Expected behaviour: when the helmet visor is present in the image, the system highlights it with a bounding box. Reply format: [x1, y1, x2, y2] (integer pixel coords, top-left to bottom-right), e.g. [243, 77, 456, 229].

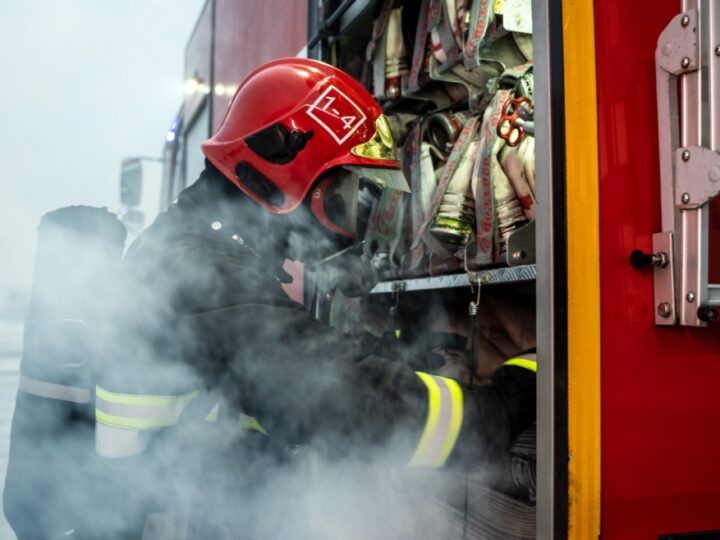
[342, 166, 410, 193]
[322, 173, 360, 235]
[314, 166, 409, 238]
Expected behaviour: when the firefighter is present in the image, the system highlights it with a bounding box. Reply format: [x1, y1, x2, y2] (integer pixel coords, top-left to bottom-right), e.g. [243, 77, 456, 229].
[94, 58, 536, 537]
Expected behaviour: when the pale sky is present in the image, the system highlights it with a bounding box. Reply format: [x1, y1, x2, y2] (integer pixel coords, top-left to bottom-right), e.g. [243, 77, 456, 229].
[0, 0, 206, 298]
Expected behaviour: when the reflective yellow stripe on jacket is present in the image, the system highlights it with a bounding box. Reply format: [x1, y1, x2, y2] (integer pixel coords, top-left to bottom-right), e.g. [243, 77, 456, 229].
[95, 386, 268, 458]
[504, 355, 537, 373]
[408, 356, 536, 468]
[408, 373, 464, 468]
[95, 386, 199, 458]
[95, 386, 198, 430]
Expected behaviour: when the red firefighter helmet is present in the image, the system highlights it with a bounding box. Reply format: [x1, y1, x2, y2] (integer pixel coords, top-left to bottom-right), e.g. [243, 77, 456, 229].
[201, 58, 407, 236]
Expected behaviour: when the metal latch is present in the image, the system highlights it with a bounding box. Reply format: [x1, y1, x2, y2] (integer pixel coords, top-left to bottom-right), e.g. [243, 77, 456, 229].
[651, 2, 720, 326]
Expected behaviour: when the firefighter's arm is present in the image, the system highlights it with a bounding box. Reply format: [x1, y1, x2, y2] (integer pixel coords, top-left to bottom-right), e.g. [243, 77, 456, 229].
[351, 327, 536, 468]
[190, 303, 536, 468]
[357, 354, 537, 469]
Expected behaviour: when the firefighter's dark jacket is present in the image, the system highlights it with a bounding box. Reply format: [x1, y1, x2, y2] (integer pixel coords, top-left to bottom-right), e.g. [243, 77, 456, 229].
[100, 165, 535, 472]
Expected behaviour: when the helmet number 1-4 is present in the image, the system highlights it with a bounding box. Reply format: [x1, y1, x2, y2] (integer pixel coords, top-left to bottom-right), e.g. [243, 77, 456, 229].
[306, 85, 367, 145]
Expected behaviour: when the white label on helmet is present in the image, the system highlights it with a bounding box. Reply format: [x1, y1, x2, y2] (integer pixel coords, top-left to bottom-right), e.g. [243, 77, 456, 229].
[306, 85, 367, 145]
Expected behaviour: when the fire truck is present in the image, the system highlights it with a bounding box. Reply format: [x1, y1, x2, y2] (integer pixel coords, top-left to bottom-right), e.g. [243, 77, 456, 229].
[119, 0, 720, 538]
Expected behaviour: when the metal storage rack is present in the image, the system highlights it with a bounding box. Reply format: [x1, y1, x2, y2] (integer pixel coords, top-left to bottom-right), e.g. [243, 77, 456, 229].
[370, 264, 537, 294]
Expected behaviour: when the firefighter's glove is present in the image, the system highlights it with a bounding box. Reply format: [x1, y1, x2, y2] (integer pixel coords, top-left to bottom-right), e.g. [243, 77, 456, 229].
[432, 347, 471, 385]
[316, 252, 379, 297]
[453, 360, 536, 468]
[358, 332, 445, 370]
[414, 332, 468, 376]
[490, 361, 536, 441]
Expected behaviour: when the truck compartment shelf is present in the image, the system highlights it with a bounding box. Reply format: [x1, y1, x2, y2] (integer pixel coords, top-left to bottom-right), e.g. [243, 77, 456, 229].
[369, 264, 537, 294]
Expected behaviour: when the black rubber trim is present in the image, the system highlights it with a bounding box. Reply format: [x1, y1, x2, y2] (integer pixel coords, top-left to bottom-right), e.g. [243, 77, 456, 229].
[549, 0, 569, 536]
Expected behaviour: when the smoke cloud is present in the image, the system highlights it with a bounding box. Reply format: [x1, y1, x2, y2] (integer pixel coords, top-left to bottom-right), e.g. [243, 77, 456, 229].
[2, 164, 536, 540]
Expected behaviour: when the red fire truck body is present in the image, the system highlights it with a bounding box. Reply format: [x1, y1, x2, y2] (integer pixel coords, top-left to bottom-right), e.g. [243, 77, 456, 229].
[595, 1, 720, 537]
[161, 0, 308, 205]
[150, 1, 720, 538]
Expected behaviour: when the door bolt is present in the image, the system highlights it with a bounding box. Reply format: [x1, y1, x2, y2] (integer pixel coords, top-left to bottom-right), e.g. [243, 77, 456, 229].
[657, 303, 673, 318]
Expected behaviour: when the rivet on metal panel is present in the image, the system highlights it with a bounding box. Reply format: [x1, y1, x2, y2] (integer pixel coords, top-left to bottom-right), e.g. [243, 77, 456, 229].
[687, 291, 696, 303]
[710, 165, 720, 182]
[682, 149, 691, 161]
[681, 56, 691, 69]
[681, 14, 690, 26]
[511, 250, 526, 261]
[681, 192, 691, 204]
[657, 302, 673, 318]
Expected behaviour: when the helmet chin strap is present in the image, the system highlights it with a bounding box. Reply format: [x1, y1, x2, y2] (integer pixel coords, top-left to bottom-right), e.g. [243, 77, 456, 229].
[281, 196, 354, 262]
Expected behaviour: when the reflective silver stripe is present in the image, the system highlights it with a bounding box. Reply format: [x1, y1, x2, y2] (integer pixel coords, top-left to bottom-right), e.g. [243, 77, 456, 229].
[19, 375, 91, 404]
[95, 387, 267, 458]
[408, 372, 464, 468]
[95, 387, 197, 430]
[96, 422, 152, 459]
[95, 387, 197, 457]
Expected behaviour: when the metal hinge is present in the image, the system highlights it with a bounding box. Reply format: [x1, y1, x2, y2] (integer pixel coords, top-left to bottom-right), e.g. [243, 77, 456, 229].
[652, 2, 720, 326]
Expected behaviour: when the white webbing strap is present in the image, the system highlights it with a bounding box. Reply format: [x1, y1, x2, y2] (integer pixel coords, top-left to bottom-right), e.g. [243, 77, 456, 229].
[408, 0, 432, 92]
[463, 0, 504, 69]
[402, 122, 429, 270]
[362, 187, 406, 268]
[429, 0, 461, 70]
[363, 0, 394, 93]
[471, 88, 511, 264]
[19, 374, 91, 404]
[408, 372, 464, 468]
[410, 115, 481, 260]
